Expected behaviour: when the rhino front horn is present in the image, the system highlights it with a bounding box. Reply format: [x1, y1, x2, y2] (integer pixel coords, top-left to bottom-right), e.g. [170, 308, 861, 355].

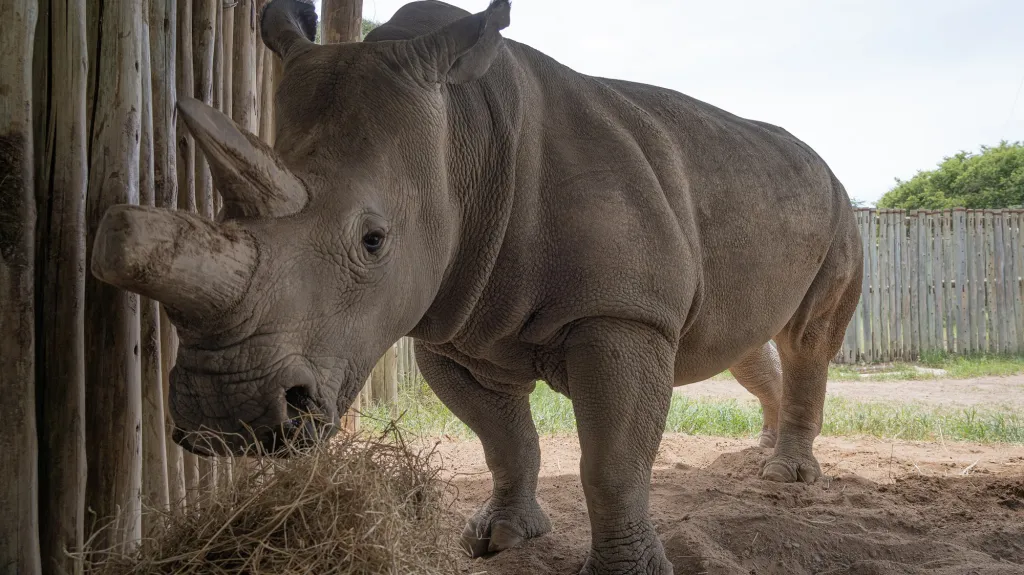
[90, 204, 259, 325]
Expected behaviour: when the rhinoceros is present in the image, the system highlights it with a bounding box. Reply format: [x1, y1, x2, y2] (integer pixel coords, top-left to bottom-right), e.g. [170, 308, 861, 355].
[89, 0, 862, 572]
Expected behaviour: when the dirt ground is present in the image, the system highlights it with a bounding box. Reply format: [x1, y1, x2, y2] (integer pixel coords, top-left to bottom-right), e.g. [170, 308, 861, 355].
[676, 374, 1024, 408]
[432, 433, 1024, 574]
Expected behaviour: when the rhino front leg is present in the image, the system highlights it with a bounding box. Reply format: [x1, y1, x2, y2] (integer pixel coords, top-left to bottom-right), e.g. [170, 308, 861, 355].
[565, 319, 675, 575]
[728, 342, 782, 448]
[414, 343, 551, 557]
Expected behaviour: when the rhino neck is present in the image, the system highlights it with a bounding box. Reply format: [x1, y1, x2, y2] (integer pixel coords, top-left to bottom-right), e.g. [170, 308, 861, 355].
[409, 59, 525, 344]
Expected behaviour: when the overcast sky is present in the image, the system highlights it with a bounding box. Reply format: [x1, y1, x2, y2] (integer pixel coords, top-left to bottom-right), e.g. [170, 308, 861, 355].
[313, 0, 1024, 205]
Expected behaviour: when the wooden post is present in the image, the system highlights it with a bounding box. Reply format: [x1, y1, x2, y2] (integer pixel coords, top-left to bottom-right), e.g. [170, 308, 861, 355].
[84, 0, 144, 549]
[868, 211, 880, 361]
[1011, 211, 1019, 349]
[150, 0, 187, 513]
[966, 211, 977, 353]
[193, 0, 217, 218]
[321, 0, 363, 43]
[140, 0, 171, 535]
[908, 211, 920, 359]
[32, 0, 88, 569]
[857, 209, 870, 362]
[0, 0, 41, 569]
[177, 0, 197, 213]
[232, 0, 257, 131]
[985, 211, 998, 352]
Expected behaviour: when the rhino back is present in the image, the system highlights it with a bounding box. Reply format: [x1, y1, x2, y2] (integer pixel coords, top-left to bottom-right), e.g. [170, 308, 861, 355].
[365, 2, 848, 385]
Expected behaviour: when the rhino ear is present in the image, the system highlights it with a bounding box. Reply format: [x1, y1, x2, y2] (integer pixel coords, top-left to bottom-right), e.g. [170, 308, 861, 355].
[409, 0, 511, 84]
[260, 0, 318, 61]
[177, 97, 308, 220]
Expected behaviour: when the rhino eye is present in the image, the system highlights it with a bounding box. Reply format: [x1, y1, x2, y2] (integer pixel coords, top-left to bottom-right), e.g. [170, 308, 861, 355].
[362, 231, 385, 254]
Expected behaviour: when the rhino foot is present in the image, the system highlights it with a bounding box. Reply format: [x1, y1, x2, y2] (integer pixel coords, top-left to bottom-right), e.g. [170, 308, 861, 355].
[579, 525, 673, 575]
[460, 498, 551, 557]
[760, 451, 822, 483]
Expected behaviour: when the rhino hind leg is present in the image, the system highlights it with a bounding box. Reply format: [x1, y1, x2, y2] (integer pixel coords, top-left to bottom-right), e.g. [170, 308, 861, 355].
[728, 342, 783, 448]
[761, 222, 862, 484]
[413, 343, 551, 557]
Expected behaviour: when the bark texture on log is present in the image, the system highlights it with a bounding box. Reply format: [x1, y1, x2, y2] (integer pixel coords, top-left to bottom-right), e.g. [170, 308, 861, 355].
[34, 0, 88, 570]
[321, 0, 362, 44]
[0, 0, 41, 571]
[193, 0, 216, 219]
[140, 0, 171, 536]
[231, 0, 257, 131]
[149, 0, 187, 514]
[176, 0, 196, 213]
[83, 0, 144, 551]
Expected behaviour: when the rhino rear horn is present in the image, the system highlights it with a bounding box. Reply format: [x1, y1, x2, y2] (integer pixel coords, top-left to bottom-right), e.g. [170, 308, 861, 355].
[260, 0, 317, 60]
[409, 0, 511, 84]
[177, 97, 308, 220]
[90, 204, 259, 326]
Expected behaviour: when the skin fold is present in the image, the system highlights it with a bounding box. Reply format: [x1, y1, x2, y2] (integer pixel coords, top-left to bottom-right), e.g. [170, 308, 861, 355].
[89, 1, 863, 573]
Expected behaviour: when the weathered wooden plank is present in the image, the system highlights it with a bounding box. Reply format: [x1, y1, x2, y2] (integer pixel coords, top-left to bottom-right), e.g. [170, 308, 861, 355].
[946, 211, 957, 352]
[150, 0, 187, 513]
[919, 211, 931, 353]
[33, 0, 88, 568]
[985, 211, 999, 352]
[965, 211, 976, 353]
[937, 211, 942, 349]
[193, 0, 217, 219]
[140, 2, 171, 536]
[869, 210, 881, 361]
[858, 210, 872, 361]
[995, 211, 1008, 352]
[908, 211, 920, 358]
[84, 0, 144, 548]
[1002, 212, 1018, 352]
[0, 0, 41, 568]
[1014, 212, 1024, 353]
[973, 210, 986, 352]
[878, 210, 890, 361]
[899, 211, 911, 359]
[889, 210, 899, 358]
[177, 0, 196, 213]
[232, 0, 258, 131]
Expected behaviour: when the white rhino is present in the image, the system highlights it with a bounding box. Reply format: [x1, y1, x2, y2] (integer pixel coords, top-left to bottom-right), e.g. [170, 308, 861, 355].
[90, 1, 863, 572]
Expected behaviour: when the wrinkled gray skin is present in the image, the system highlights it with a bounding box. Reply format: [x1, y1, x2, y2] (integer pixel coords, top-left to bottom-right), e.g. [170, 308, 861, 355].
[89, 0, 862, 572]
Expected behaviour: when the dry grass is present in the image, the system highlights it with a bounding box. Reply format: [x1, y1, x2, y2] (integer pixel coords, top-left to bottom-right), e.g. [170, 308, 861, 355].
[78, 423, 460, 574]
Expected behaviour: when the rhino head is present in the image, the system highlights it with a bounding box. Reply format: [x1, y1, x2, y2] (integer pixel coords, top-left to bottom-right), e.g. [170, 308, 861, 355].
[90, 0, 512, 456]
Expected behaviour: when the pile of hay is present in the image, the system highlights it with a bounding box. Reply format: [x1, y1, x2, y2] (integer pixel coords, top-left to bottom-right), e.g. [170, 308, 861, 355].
[82, 425, 459, 574]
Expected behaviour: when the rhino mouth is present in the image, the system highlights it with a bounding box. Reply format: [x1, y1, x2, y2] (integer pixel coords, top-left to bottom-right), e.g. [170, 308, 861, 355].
[170, 386, 339, 458]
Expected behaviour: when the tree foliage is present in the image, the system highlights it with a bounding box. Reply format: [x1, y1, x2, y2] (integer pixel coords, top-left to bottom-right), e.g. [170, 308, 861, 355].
[877, 141, 1024, 210]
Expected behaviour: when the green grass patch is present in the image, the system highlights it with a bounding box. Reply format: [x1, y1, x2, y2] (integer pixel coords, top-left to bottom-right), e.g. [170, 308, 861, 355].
[361, 381, 1023, 444]
[707, 353, 1024, 382]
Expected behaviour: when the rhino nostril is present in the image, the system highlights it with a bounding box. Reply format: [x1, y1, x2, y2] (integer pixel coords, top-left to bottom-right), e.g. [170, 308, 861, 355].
[285, 385, 315, 418]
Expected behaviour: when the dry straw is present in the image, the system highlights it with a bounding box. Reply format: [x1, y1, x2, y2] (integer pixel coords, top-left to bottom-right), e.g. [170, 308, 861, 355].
[76, 422, 460, 574]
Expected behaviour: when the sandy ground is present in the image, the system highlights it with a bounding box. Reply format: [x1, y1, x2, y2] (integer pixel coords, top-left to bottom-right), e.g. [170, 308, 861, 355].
[676, 374, 1024, 408]
[430, 433, 1024, 574]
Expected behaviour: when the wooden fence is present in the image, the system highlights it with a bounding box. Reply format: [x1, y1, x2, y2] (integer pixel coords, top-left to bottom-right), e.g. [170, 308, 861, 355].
[836, 207, 1024, 363]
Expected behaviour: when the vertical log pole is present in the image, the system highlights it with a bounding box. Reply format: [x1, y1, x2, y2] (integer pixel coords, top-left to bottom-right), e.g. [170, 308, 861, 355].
[0, 0, 40, 570]
[321, 0, 363, 43]
[232, 0, 257, 131]
[193, 0, 217, 219]
[150, 0, 187, 513]
[176, 0, 202, 505]
[33, 0, 87, 569]
[84, 0, 144, 550]
[192, 0, 219, 497]
[139, 0, 171, 534]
